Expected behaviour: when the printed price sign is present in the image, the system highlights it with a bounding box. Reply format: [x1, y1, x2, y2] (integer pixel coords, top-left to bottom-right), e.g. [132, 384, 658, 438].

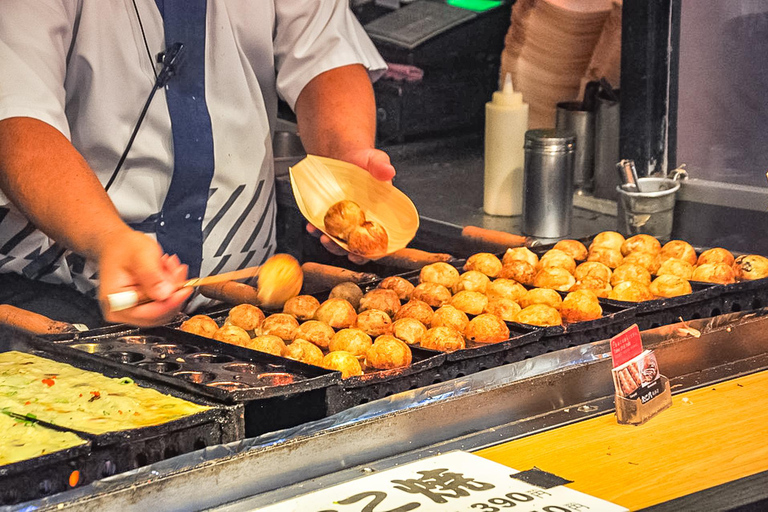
[254, 451, 627, 512]
[609, 324, 643, 368]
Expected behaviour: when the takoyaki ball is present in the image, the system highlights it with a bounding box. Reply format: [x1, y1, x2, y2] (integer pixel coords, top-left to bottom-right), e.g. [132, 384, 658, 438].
[486, 278, 527, 302]
[502, 246, 539, 267]
[347, 220, 389, 258]
[450, 290, 489, 316]
[574, 261, 612, 283]
[610, 263, 652, 287]
[365, 335, 413, 370]
[691, 263, 736, 285]
[282, 295, 320, 322]
[553, 239, 588, 261]
[293, 320, 335, 349]
[659, 240, 697, 266]
[519, 288, 563, 310]
[483, 296, 522, 322]
[356, 308, 393, 337]
[622, 251, 662, 274]
[419, 262, 461, 289]
[452, 270, 491, 294]
[420, 326, 466, 352]
[180, 314, 219, 338]
[498, 260, 537, 286]
[589, 231, 625, 252]
[587, 246, 624, 269]
[315, 298, 357, 329]
[620, 234, 661, 256]
[224, 304, 265, 334]
[571, 277, 612, 298]
[513, 304, 562, 327]
[358, 288, 401, 318]
[533, 267, 575, 291]
[411, 282, 452, 308]
[283, 339, 324, 366]
[697, 247, 735, 267]
[656, 258, 695, 281]
[649, 274, 692, 298]
[608, 281, 655, 302]
[212, 324, 251, 347]
[538, 249, 577, 274]
[464, 252, 503, 278]
[392, 318, 427, 345]
[465, 313, 510, 344]
[329, 328, 373, 360]
[430, 305, 470, 332]
[322, 351, 363, 379]
[329, 282, 364, 310]
[378, 276, 415, 301]
[394, 299, 434, 326]
[246, 335, 287, 357]
[323, 200, 365, 240]
[733, 254, 768, 281]
[259, 313, 299, 341]
[560, 290, 603, 323]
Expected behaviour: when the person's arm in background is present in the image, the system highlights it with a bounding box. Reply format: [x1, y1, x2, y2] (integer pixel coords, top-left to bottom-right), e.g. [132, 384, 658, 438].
[0, 117, 192, 326]
[294, 63, 395, 263]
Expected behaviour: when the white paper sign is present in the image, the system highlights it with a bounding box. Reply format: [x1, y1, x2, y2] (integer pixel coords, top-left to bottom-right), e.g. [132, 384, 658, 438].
[254, 451, 627, 512]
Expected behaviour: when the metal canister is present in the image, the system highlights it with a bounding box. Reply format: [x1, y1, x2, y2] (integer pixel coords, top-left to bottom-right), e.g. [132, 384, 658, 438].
[522, 129, 575, 238]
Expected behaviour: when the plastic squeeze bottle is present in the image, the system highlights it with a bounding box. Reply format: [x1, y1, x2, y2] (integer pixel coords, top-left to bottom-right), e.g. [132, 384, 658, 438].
[484, 73, 529, 216]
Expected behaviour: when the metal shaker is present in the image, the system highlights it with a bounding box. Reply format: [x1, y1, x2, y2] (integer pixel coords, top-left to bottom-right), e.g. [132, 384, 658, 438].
[522, 129, 576, 238]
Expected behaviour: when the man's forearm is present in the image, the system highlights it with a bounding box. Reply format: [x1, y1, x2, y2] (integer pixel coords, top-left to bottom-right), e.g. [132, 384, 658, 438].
[0, 117, 131, 261]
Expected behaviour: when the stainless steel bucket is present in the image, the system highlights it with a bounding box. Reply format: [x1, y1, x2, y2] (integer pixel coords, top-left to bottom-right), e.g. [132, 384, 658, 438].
[616, 177, 680, 240]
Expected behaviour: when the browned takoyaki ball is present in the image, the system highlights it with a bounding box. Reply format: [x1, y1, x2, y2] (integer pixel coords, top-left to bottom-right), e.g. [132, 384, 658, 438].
[430, 305, 470, 332]
[519, 288, 563, 310]
[392, 318, 428, 345]
[533, 267, 575, 291]
[691, 263, 736, 284]
[620, 234, 661, 256]
[293, 320, 335, 349]
[212, 324, 251, 346]
[246, 335, 287, 357]
[329, 282, 364, 309]
[464, 253, 503, 278]
[571, 277, 612, 298]
[498, 260, 537, 286]
[574, 261, 613, 283]
[323, 200, 366, 240]
[394, 299, 434, 326]
[486, 278, 527, 302]
[608, 281, 655, 302]
[464, 314, 510, 344]
[328, 328, 373, 359]
[348, 220, 389, 258]
[259, 313, 299, 341]
[322, 351, 363, 379]
[452, 270, 491, 294]
[225, 304, 265, 333]
[283, 339, 324, 366]
[538, 249, 577, 274]
[697, 247, 735, 267]
[450, 290, 489, 316]
[180, 314, 219, 338]
[365, 335, 413, 370]
[649, 275, 692, 298]
[553, 239, 588, 261]
[282, 295, 321, 322]
[659, 240, 697, 266]
[587, 246, 624, 269]
[513, 304, 562, 327]
[560, 290, 603, 323]
[420, 326, 466, 352]
[483, 297, 522, 322]
[656, 258, 695, 281]
[315, 298, 357, 329]
[419, 262, 461, 289]
[411, 282, 452, 308]
[589, 231, 625, 252]
[355, 308, 393, 337]
[622, 251, 661, 274]
[358, 288, 401, 318]
[610, 263, 652, 287]
[502, 246, 539, 268]
[378, 276, 415, 301]
[733, 254, 768, 281]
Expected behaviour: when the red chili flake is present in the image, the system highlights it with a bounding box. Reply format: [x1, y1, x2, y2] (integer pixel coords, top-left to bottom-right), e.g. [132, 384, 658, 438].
[42, 378, 55, 387]
[118, 410, 123, 415]
[79, 394, 83, 397]
[90, 391, 101, 397]
[25, 401, 31, 405]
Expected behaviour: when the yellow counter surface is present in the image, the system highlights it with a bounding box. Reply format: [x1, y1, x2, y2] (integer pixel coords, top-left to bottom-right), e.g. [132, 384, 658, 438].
[476, 370, 768, 510]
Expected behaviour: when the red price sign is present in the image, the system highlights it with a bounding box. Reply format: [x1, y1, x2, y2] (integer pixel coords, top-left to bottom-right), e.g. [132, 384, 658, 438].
[609, 324, 643, 368]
